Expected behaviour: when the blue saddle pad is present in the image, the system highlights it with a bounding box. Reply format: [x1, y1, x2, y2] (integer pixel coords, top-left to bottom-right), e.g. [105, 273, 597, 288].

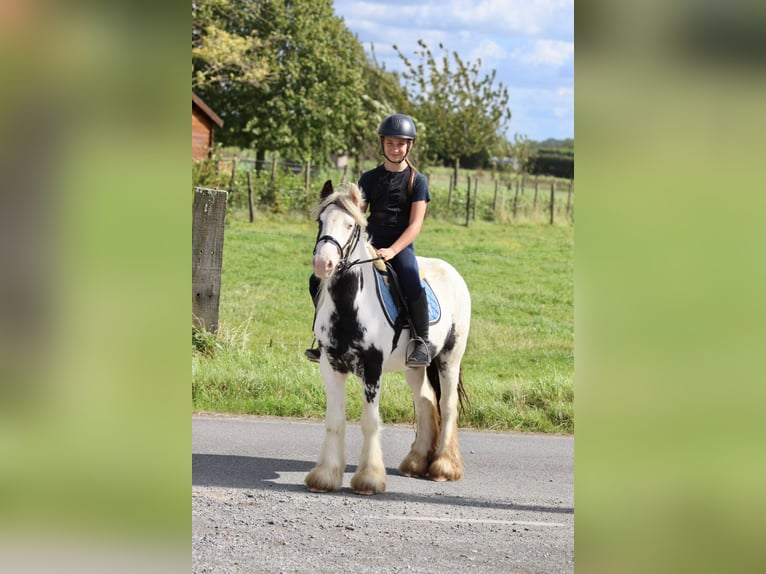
[374, 269, 441, 328]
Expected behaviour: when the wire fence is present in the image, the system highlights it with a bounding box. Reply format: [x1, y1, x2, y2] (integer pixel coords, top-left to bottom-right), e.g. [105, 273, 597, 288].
[194, 156, 574, 225]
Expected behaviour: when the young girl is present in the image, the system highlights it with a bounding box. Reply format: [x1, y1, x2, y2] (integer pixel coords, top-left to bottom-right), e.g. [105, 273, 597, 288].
[306, 113, 432, 366]
[359, 113, 431, 366]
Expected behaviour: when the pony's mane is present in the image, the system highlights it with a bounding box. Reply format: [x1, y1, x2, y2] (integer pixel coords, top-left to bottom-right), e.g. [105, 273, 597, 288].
[311, 183, 368, 228]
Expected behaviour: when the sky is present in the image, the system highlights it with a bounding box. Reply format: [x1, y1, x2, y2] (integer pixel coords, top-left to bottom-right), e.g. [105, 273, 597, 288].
[332, 0, 574, 143]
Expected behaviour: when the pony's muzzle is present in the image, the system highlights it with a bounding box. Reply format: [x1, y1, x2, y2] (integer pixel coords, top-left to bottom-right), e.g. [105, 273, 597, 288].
[312, 253, 336, 278]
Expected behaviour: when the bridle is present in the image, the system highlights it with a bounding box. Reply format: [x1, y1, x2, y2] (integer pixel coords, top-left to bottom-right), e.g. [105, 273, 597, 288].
[313, 213, 383, 275]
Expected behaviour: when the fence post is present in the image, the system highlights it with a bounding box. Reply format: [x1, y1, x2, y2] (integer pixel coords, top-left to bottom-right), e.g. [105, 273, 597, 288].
[247, 170, 255, 223]
[270, 156, 277, 183]
[533, 178, 539, 211]
[512, 182, 519, 219]
[567, 179, 573, 217]
[493, 178, 499, 213]
[472, 177, 478, 221]
[447, 174, 454, 208]
[192, 188, 228, 333]
[305, 160, 311, 207]
[465, 175, 471, 227]
[549, 182, 555, 225]
[228, 158, 238, 206]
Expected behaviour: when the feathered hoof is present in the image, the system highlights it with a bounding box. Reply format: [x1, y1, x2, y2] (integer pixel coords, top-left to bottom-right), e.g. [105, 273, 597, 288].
[428, 454, 464, 482]
[350, 467, 387, 495]
[305, 464, 343, 493]
[398, 450, 430, 478]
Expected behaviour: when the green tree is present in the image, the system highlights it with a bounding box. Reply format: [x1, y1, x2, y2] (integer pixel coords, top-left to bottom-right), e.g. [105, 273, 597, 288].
[192, 0, 271, 91]
[395, 40, 511, 183]
[511, 133, 533, 174]
[192, 0, 369, 165]
[348, 43, 412, 171]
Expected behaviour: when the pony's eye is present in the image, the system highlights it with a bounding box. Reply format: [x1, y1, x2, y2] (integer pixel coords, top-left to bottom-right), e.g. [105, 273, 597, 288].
[346, 223, 354, 230]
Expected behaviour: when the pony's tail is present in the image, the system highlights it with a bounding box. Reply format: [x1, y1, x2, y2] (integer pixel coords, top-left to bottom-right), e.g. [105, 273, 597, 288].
[425, 363, 469, 418]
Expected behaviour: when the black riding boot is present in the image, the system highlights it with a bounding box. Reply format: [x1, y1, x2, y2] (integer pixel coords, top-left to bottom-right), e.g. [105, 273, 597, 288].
[304, 274, 321, 363]
[406, 288, 431, 367]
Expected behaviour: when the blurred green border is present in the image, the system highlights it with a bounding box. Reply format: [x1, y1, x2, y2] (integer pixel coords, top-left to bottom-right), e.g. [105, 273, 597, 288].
[0, 0, 191, 568]
[576, 1, 766, 571]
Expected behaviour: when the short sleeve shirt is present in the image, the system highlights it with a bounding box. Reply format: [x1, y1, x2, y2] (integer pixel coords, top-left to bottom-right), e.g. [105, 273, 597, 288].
[358, 165, 430, 233]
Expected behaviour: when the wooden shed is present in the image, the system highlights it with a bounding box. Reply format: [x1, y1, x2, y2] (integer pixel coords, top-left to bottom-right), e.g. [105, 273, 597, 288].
[192, 92, 223, 160]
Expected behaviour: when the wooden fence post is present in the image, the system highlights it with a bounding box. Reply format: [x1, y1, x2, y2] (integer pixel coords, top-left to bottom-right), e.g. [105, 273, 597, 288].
[567, 180, 573, 217]
[465, 175, 471, 227]
[447, 174, 454, 208]
[305, 160, 311, 207]
[549, 182, 555, 225]
[228, 158, 238, 206]
[192, 188, 228, 333]
[512, 182, 519, 219]
[247, 170, 255, 223]
[493, 178, 499, 213]
[472, 177, 478, 221]
[533, 178, 539, 211]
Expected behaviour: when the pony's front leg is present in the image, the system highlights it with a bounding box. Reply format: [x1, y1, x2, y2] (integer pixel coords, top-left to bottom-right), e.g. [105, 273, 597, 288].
[350, 379, 386, 495]
[399, 367, 439, 478]
[305, 362, 347, 493]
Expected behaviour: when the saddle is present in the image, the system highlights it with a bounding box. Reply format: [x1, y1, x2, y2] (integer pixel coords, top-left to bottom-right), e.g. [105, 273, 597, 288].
[374, 263, 441, 333]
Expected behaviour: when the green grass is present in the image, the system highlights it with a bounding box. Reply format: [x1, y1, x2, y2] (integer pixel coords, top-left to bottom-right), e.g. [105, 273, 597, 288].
[192, 204, 573, 433]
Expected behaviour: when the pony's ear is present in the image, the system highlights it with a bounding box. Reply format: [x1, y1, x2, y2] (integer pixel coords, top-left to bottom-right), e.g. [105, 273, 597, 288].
[320, 180, 334, 200]
[348, 183, 362, 206]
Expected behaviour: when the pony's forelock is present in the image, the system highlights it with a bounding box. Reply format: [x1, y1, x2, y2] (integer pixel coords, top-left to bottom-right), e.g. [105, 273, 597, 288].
[312, 183, 367, 228]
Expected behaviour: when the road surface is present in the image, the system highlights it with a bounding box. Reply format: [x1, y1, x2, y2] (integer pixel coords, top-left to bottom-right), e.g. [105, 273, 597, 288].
[192, 414, 573, 573]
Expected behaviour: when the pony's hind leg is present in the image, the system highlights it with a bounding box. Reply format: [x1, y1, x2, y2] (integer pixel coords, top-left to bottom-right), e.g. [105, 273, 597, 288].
[305, 364, 347, 493]
[429, 361, 464, 482]
[350, 383, 387, 495]
[399, 367, 440, 478]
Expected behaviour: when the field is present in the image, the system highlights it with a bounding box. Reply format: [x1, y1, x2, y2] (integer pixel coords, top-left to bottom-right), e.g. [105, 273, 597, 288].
[192, 184, 574, 433]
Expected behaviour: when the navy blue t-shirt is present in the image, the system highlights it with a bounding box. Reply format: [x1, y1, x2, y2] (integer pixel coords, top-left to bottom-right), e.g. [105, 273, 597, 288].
[358, 165, 430, 235]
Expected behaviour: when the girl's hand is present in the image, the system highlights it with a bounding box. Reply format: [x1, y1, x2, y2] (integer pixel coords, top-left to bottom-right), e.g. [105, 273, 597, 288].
[377, 247, 397, 261]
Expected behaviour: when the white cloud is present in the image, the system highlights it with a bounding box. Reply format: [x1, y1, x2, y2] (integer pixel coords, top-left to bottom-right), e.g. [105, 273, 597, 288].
[334, 1, 574, 139]
[513, 40, 573, 67]
[338, 0, 573, 40]
[467, 39, 508, 67]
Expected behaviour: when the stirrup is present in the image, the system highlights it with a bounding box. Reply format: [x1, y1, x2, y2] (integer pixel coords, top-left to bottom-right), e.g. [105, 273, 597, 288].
[304, 338, 320, 363]
[304, 348, 320, 363]
[405, 337, 431, 367]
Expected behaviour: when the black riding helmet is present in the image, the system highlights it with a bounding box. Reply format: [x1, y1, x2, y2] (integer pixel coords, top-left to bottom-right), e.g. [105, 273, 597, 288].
[378, 114, 416, 165]
[378, 113, 417, 140]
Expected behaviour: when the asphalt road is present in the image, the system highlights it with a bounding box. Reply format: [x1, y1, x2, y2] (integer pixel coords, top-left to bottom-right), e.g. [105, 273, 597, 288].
[192, 414, 574, 573]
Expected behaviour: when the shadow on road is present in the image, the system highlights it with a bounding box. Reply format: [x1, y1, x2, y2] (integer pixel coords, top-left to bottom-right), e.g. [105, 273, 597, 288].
[193, 453, 573, 516]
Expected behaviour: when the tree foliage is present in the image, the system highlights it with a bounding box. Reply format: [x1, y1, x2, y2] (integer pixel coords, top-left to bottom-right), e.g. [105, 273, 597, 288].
[348, 44, 413, 167]
[191, 4, 517, 170]
[192, 0, 370, 163]
[394, 40, 511, 179]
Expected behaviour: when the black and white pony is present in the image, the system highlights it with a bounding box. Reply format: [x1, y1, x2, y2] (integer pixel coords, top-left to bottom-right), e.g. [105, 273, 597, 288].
[305, 180, 471, 495]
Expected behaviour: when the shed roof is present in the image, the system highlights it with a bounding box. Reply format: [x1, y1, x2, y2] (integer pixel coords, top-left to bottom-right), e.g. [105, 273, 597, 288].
[192, 92, 223, 127]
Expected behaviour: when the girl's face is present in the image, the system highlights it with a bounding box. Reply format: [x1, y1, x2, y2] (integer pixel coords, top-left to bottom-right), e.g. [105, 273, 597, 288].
[382, 137, 411, 162]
